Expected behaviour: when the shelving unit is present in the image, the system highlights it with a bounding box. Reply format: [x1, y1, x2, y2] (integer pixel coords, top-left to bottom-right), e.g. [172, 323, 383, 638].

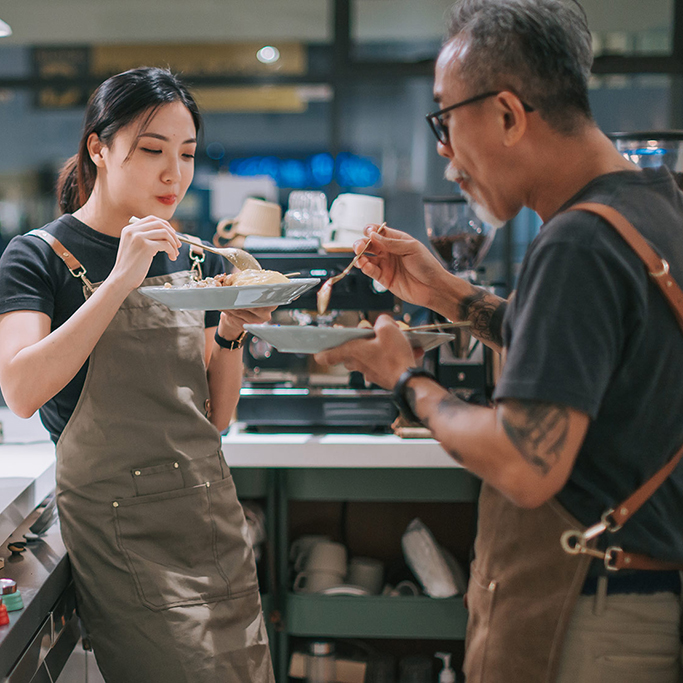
[286, 594, 468, 640]
[273, 466, 480, 682]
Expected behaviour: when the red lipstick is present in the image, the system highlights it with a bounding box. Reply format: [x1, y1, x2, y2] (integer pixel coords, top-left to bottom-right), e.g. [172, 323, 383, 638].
[157, 195, 177, 206]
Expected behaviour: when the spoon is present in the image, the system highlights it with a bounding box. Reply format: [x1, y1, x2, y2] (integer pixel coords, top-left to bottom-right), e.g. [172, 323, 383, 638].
[317, 223, 386, 315]
[175, 234, 262, 271]
[129, 217, 262, 271]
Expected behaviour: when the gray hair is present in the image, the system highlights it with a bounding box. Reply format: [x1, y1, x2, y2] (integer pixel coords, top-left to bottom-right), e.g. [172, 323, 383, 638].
[446, 0, 594, 134]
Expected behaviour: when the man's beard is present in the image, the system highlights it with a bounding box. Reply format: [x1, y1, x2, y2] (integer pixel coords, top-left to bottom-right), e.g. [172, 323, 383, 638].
[444, 164, 507, 229]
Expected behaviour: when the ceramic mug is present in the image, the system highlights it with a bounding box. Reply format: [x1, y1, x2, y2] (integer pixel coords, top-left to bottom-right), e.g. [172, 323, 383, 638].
[331, 226, 368, 247]
[329, 193, 384, 232]
[347, 557, 384, 595]
[305, 541, 348, 575]
[216, 197, 282, 247]
[290, 534, 331, 572]
[293, 569, 345, 594]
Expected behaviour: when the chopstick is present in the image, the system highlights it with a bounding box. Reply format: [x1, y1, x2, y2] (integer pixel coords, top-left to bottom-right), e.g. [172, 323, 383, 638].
[405, 321, 472, 332]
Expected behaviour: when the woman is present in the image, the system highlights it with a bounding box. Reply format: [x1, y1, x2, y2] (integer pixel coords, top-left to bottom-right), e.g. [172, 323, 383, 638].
[0, 67, 275, 683]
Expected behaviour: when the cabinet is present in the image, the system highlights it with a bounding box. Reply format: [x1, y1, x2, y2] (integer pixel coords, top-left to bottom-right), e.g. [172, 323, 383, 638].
[231, 464, 480, 681]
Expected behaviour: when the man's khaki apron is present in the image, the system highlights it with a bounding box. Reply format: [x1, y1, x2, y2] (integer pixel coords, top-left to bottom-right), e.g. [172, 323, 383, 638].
[54, 269, 274, 683]
[464, 484, 592, 683]
[464, 201, 683, 683]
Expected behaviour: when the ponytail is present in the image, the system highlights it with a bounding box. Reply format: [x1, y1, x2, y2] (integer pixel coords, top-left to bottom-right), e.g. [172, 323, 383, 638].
[57, 155, 81, 214]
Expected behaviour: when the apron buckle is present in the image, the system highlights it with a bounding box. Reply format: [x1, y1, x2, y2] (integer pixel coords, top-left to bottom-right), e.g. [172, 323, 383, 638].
[560, 530, 623, 572]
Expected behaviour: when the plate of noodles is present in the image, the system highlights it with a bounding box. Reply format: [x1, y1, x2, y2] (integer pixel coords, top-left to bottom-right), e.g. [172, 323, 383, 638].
[138, 270, 320, 311]
[243, 323, 456, 354]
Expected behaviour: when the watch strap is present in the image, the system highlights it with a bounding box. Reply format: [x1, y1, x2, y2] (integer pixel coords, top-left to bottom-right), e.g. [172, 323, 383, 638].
[214, 329, 247, 350]
[392, 367, 438, 424]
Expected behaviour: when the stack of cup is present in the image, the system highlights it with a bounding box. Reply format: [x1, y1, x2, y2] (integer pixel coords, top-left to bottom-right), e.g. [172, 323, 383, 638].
[293, 540, 347, 593]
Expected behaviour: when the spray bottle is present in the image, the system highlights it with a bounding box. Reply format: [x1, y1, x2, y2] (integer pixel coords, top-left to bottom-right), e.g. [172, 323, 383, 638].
[435, 652, 456, 683]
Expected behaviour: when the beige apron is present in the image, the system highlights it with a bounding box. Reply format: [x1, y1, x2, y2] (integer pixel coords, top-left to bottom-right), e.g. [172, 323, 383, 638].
[464, 485, 592, 683]
[46, 258, 274, 682]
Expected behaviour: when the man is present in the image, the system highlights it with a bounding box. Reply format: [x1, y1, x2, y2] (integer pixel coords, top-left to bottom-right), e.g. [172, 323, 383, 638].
[315, 1, 683, 682]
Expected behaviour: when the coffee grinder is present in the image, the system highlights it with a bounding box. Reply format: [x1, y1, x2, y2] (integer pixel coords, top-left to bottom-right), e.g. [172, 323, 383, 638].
[422, 196, 500, 404]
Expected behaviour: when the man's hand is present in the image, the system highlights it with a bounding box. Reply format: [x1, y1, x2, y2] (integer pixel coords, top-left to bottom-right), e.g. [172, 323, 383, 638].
[314, 315, 422, 388]
[354, 224, 450, 310]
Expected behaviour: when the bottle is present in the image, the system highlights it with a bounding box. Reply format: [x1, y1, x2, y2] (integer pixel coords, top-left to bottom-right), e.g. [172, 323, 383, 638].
[0, 579, 23, 612]
[435, 652, 456, 683]
[305, 641, 336, 683]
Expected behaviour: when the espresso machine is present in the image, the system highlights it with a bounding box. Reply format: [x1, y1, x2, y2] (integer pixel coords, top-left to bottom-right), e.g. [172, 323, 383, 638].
[236, 250, 400, 430]
[421, 196, 500, 405]
[610, 131, 683, 187]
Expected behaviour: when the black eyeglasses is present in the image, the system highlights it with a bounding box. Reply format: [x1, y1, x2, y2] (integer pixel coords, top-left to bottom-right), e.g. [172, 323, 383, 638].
[426, 91, 535, 145]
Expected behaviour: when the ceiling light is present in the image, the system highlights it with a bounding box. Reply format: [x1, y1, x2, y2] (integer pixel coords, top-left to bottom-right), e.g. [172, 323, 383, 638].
[256, 46, 280, 64]
[0, 19, 12, 37]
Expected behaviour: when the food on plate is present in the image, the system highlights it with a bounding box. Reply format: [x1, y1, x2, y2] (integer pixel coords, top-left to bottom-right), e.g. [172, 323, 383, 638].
[162, 269, 290, 289]
[332, 319, 410, 331]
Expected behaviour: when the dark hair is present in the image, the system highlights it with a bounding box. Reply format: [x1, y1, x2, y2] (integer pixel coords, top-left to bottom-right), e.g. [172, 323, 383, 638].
[57, 66, 202, 214]
[446, 0, 593, 134]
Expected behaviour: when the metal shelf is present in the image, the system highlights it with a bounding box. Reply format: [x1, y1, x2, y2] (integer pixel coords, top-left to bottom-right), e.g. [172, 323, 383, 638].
[285, 593, 467, 640]
[283, 468, 480, 502]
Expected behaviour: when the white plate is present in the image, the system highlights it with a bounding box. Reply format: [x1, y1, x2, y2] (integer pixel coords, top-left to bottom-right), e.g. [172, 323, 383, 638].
[138, 278, 319, 311]
[319, 584, 371, 596]
[244, 324, 455, 354]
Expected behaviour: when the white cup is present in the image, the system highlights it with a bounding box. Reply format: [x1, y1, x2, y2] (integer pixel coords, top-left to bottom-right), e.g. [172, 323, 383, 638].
[330, 193, 384, 235]
[216, 197, 282, 247]
[293, 569, 345, 594]
[305, 541, 348, 575]
[347, 557, 384, 595]
[290, 534, 331, 572]
[331, 226, 369, 247]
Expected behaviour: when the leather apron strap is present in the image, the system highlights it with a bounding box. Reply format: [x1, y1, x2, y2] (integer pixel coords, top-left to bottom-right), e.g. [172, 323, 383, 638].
[565, 202, 683, 571]
[27, 229, 95, 293]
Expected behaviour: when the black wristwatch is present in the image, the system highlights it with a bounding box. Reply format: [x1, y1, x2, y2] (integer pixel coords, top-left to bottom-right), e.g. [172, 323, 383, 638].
[392, 367, 438, 424]
[214, 329, 247, 350]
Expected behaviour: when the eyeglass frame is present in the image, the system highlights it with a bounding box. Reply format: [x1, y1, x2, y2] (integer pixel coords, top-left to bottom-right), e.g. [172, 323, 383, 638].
[426, 91, 535, 145]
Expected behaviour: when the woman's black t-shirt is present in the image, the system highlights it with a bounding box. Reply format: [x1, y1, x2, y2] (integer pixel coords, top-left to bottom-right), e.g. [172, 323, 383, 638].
[0, 214, 225, 443]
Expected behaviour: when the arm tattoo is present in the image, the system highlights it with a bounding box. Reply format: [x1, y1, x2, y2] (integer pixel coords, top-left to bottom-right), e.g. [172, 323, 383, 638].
[501, 400, 569, 476]
[434, 392, 474, 464]
[459, 289, 507, 348]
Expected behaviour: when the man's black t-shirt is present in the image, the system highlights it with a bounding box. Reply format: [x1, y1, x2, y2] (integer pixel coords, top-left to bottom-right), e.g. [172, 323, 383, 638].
[0, 214, 225, 443]
[493, 167, 683, 562]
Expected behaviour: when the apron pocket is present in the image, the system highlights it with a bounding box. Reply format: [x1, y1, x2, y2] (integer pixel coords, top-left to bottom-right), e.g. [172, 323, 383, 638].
[131, 461, 184, 496]
[464, 561, 498, 683]
[113, 477, 258, 610]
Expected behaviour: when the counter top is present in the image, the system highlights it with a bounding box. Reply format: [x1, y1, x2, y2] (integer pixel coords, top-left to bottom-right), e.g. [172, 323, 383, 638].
[221, 424, 457, 469]
[0, 407, 456, 544]
[0, 410, 55, 548]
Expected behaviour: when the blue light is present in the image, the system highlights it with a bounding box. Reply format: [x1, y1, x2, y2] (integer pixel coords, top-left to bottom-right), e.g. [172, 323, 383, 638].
[633, 148, 667, 155]
[227, 152, 381, 188]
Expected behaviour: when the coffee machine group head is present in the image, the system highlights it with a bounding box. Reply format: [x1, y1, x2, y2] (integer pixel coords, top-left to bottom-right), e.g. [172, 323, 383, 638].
[422, 195, 501, 404]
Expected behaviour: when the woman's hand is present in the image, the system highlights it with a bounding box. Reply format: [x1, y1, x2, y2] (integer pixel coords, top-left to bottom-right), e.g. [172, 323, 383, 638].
[217, 306, 277, 341]
[110, 215, 182, 291]
[355, 224, 450, 310]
